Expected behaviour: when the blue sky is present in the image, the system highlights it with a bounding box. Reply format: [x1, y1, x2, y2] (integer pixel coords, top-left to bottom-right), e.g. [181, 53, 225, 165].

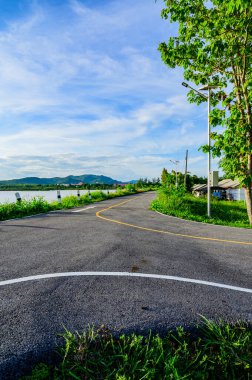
[0, 0, 219, 181]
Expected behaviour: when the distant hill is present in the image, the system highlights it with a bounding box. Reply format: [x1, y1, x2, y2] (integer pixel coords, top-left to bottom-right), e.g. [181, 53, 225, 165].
[0, 174, 125, 185]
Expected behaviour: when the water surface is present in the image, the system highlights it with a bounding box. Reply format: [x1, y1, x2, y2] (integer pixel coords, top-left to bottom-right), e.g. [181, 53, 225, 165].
[0, 189, 115, 204]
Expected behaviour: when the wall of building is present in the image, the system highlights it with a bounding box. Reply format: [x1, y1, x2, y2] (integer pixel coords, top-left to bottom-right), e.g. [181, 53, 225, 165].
[226, 188, 246, 201]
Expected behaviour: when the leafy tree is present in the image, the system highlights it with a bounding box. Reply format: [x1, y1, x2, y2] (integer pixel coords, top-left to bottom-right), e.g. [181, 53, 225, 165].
[136, 178, 144, 188]
[161, 168, 176, 188]
[158, 0, 252, 223]
[125, 183, 135, 192]
[161, 168, 168, 184]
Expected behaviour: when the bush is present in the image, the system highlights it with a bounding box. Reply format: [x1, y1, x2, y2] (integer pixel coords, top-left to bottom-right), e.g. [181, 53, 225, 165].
[0, 197, 52, 221]
[125, 184, 135, 192]
[151, 186, 250, 228]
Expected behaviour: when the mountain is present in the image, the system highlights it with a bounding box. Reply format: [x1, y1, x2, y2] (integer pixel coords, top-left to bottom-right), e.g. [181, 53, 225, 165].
[0, 174, 124, 185]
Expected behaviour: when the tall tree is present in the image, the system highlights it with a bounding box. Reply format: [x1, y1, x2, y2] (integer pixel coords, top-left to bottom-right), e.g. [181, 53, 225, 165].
[161, 168, 168, 184]
[158, 0, 252, 223]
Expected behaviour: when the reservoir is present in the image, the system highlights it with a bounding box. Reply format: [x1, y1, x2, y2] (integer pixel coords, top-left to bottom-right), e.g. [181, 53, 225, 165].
[0, 189, 116, 204]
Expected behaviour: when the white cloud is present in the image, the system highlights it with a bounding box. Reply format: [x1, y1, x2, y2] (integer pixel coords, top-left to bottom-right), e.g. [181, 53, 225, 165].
[0, 151, 216, 182]
[0, 0, 181, 115]
[0, 0, 216, 180]
[133, 95, 194, 125]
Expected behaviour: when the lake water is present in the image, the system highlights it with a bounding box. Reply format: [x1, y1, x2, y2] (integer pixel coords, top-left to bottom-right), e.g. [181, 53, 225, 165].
[0, 189, 116, 204]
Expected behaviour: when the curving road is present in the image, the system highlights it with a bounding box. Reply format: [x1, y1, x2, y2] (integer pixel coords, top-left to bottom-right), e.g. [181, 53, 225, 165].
[0, 192, 252, 378]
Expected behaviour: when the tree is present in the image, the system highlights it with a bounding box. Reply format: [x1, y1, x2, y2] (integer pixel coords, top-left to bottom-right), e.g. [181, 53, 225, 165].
[136, 178, 144, 188]
[158, 0, 252, 223]
[161, 168, 168, 184]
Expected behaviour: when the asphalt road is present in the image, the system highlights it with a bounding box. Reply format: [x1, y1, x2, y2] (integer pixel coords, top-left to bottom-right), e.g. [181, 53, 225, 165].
[0, 191, 252, 378]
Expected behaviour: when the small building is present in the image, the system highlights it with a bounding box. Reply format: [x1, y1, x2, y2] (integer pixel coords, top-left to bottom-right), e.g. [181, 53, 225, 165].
[218, 179, 240, 188]
[218, 179, 244, 201]
[192, 184, 207, 197]
[192, 184, 226, 199]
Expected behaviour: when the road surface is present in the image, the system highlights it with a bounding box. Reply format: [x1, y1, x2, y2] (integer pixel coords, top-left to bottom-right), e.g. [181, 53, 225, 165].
[0, 192, 252, 378]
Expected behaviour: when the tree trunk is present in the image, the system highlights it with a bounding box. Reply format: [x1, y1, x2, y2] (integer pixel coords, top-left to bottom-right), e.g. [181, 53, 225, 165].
[244, 187, 252, 225]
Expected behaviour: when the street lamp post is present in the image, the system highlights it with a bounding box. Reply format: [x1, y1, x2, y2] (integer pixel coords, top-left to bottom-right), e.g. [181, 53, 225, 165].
[182, 82, 217, 218]
[199, 85, 212, 218]
[184, 149, 188, 188]
[169, 159, 179, 188]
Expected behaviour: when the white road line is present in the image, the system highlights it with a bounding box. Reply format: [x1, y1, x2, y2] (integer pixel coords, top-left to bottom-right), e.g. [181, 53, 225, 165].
[72, 206, 97, 213]
[0, 272, 252, 294]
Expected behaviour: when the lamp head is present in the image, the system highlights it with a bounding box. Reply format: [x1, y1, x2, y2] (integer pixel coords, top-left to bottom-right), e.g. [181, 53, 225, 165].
[198, 84, 219, 90]
[182, 82, 189, 88]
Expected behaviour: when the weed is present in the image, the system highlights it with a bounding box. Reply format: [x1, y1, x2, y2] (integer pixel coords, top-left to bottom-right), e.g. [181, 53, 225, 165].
[21, 318, 252, 379]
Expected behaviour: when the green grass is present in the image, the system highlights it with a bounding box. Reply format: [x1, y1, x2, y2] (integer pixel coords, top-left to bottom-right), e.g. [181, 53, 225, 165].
[21, 318, 252, 379]
[0, 188, 143, 222]
[151, 187, 251, 228]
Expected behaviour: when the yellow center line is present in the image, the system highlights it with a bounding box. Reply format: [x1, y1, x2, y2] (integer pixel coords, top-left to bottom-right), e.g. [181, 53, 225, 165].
[96, 197, 252, 246]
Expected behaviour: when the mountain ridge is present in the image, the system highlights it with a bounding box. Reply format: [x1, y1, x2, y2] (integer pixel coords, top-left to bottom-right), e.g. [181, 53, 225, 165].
[0, 174, 128, 185]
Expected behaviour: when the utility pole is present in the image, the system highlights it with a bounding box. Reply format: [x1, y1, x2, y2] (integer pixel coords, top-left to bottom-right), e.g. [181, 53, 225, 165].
[184, 149, 188, 188]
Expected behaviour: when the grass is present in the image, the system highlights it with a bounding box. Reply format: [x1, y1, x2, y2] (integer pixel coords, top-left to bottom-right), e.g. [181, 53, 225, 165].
[21, 318, 252, 379]
[0, 188, 146, 222]
[151, 187, 251, 228]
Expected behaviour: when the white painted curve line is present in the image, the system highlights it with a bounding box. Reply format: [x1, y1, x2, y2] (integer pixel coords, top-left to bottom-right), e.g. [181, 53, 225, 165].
[1, 272, 252, 294]
[72, 206, 97, 213]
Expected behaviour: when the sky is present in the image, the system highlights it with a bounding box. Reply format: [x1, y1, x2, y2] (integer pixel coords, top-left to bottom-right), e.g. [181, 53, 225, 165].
[0, 0, 220, 181]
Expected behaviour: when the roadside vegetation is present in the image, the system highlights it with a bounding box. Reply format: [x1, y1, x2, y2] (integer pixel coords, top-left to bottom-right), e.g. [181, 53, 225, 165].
[22, 318, 252, 379]
[151, 185, 250, 229]
[0, 185, 155, 222]
[152, 168, 251, 228]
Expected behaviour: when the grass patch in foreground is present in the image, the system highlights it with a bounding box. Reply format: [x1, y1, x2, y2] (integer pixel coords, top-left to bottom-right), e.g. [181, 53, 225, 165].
[22, 318, 252, 379]
[151, 187, 250, 228]
[0, 188, 151, 222]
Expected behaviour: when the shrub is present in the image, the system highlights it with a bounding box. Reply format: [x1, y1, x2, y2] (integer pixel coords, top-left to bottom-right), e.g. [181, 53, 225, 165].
[151, 186, 250, 228]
